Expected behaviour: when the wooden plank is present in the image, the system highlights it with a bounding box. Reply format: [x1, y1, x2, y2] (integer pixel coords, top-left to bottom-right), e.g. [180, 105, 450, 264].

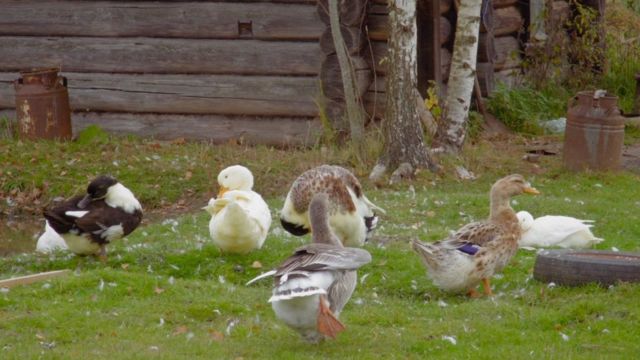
[71, 112, 321, 147]
[0, 37, 321, 75]
[364, 41, 390, 75]
[493, 36, 521, 71]
[0, 270, 70, 288]
[494, 6, 524, 36]
[0, 72, 319, 117]
[476, 62, 495, 97]
[0, 2, 323, 40]
[492, 0, 519, 8]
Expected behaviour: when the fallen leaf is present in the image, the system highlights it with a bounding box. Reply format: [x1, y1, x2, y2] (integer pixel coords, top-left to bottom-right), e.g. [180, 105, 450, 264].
[154, 287, 165, 294]
[209, 330, 224, 342]
[184, 171, 193, 180]
[35, 333, 46, 340]
[426, 211, 436, 218]
[173, 325, 188, 336]
[121, 263, 130, 270]
[251, 261, 262, 269]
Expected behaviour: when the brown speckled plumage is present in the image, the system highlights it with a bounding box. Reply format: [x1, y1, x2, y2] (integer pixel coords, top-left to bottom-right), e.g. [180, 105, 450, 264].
[412, 174, 538, 295]
[289, 165, 361, 214]
[280, 165, 384, 247]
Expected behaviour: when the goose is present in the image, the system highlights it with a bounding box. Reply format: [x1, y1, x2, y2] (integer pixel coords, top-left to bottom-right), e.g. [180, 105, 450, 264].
[280, 165, 385, 247]
[516, 211, 603, 249]
[35, 220, 68, 253]
[43, 175, 142, 261]
[412, 174, 539, 297]
[203, 165, 271, 253]
[247, 193, 371, 342]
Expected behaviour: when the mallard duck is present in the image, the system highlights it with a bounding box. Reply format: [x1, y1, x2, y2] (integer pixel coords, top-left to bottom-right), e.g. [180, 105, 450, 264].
[203, 165, 271, 253]
[517, 211, 603, 249]
[247, 193, 371, 342]
[280, 165, 385, 247]
[35, 220, 68, 253]
[412, 174, 539, 297]
[43, 175, 142, 261]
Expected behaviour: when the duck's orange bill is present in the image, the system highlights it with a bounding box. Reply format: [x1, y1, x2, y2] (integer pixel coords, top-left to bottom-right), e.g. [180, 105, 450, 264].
[523, 186, 540, 195]
[217, 186, 229, 198]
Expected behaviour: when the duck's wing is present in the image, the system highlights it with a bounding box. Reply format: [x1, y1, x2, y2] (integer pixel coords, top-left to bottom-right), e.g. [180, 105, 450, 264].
[74, 203, 142, 243]
[43, 195, 86, 234]
[440, 221, 505, 251]
[276, 243, 372, 278]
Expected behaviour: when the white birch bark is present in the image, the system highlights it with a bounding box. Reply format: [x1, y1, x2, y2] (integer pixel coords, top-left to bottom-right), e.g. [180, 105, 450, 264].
[370, 0, 436, 184]
[435, 0, 482, 154]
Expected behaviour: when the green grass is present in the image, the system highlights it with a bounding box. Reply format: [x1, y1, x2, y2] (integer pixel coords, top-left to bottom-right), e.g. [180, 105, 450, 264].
[1, 135, 639, 358]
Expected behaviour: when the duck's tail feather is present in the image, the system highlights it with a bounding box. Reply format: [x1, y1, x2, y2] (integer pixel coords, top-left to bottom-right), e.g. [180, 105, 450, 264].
[246, 269, 277, 286]
[362, 195, 386, 215]
[411, 239, 439, 269]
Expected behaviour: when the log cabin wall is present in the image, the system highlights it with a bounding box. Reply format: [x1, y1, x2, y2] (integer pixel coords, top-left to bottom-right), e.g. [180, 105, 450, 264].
[0, 0, 586, 143]
[0, 0, 333, 146]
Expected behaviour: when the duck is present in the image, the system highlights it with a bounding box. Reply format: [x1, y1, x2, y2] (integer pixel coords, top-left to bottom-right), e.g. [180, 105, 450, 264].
[280, 165, 385, 247]
[43, 175, 142, 261]
[247, 193, 371, 343]
[35, 220, 68, 253]
[516, 211, 603, 249]
[203, 165, 271, 253]
[412, 174, 539, 297]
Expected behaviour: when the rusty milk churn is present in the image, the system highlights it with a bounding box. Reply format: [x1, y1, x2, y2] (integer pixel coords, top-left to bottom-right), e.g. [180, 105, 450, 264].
[14, 68, 72, 140]
[563, 90, 625, 171]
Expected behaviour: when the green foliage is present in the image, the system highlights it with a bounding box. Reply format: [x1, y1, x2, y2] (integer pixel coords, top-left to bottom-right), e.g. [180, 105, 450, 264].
[487, 85, 568, 134]
[74, 125, 111, 145]
[0, 116, 16, 139]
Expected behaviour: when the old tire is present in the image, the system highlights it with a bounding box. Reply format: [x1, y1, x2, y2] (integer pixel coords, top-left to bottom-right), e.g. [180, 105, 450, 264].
[533, 249, 640, 286]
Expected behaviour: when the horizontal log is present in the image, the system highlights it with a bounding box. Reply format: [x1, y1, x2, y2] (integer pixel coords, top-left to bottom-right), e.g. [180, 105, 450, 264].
[494, 6, 524, 36]
[0, 109, 322, 147]
[492, 0, 520, 9]
[0, 72, 319, 117]
[368, 15, 451, 46]
[368, 15, 388, 41]
[320, 26, 366, 55]
[493, 36, 522, 71]
[0, 2, 322, 40]
[320, 55, 371, 101]
[0, 37, 321, 75]
[364, 41, 390, 75]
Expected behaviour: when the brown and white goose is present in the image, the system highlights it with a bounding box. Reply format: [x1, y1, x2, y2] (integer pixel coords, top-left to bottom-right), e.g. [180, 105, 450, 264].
[280, 165, 384, 247]
[43, 175, 142, 261]
[412, 174, 539, 297]
[248, 193, 371, 343]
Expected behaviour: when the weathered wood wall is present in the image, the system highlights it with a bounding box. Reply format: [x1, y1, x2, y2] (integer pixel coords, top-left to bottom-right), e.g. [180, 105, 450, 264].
[0, 0, 569, 143]
[0, 0, 345, 145]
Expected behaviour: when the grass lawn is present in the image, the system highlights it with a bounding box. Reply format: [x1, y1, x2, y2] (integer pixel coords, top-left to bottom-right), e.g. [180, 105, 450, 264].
[1, 133, 639, 359]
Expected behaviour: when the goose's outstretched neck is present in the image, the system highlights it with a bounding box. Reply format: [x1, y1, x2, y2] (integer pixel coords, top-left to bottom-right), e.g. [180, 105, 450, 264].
[309, 193, 341, 246]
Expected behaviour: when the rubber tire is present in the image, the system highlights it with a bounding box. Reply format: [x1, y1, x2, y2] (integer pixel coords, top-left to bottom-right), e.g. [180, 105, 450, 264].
[533, 249, 640, 286]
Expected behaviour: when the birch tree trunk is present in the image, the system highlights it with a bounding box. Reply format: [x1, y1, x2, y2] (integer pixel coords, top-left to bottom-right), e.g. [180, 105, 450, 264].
[433, 0, 482, 154]
[328, 0, 366, 147]
[369, 0, 437, 184]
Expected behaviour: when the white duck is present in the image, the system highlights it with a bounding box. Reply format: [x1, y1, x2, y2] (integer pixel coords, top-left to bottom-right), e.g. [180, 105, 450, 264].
[248, 193, 371, 342]
[203, 165, 271, 253]
[35, 220, 69, 253]
[280, 165, 385, 247]
[516, 211, 603, 249]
